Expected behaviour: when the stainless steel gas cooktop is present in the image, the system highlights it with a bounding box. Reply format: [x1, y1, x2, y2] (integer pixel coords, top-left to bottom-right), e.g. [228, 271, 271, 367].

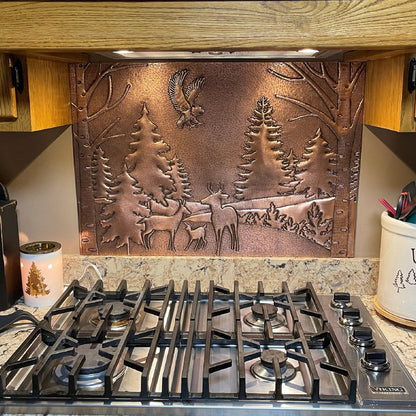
[0, 279, 415, 415]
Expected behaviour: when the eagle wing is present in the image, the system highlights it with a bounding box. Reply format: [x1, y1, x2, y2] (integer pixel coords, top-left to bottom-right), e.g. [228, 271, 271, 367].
[185, 76, 206, 105]
[168, 69, 191, 112]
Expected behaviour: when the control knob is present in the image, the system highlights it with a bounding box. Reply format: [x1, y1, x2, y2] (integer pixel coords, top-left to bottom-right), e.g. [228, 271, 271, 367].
[349, 327, 376, 348]
[361, 348, 390, 372]
[331, 292, 352, 309]
[339, 307, 363, 326]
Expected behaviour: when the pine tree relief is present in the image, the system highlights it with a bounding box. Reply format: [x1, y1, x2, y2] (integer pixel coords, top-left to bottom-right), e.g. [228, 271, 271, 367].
[280, 148, 300, 193]
[25, 262, 50, 298]
[234, 96, 288, 200]
[296, 128, 337, 198]
[125, 102, 175, 206]
[393, 270, 406, 292]
[167, 154, 192, 201]
[92, 146, 113, 200]
[101, 164, 150, 254]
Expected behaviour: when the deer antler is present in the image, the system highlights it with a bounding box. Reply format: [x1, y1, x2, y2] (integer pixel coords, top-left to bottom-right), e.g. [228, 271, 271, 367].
[207, 183, 214, 194]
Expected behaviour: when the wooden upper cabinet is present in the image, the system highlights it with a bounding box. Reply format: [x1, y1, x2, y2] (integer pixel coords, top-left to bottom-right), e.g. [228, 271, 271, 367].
[364, 54, 416, 132]
[0, 56, 71, 132]
[1, 1, 416, 51]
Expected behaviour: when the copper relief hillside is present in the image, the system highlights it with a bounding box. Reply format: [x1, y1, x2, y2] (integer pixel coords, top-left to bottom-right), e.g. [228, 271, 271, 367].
[69, 62, 365, 257]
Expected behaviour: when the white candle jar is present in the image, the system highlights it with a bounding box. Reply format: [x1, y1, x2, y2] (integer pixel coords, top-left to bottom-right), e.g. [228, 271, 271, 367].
[20, 241, 63, 307]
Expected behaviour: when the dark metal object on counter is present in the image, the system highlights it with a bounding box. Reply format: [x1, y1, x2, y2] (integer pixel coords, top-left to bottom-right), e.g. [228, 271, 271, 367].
[0, 309, 39, 332]
[0, 280, 415, 415]
[0, 183, 22, 311]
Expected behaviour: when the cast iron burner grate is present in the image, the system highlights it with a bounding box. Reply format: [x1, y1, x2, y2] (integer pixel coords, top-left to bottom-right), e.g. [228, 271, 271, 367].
[0, 279, 358, 404]
[54, 343, 125, 390]
[250, 349, 297, 382]
[243, 303, 286, 329]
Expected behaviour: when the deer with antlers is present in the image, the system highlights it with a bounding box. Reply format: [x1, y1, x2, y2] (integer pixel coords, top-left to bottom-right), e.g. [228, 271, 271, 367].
[141, 200, 191, 251]
[201, 184, 239, 255]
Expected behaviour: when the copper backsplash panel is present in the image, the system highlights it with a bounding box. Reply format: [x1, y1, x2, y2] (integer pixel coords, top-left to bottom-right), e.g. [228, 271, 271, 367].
[69, 62, 365, 257]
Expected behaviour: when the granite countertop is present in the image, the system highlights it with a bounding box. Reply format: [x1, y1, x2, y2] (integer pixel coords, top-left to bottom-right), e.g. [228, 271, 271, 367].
[0, 295, 415, 383]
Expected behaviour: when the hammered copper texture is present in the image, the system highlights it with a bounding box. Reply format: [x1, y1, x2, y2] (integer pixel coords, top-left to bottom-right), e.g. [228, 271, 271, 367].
[69, 62, 365, 257]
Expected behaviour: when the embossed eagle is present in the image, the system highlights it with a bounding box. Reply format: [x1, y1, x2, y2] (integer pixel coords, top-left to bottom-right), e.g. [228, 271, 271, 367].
[168, 69, 205, 129]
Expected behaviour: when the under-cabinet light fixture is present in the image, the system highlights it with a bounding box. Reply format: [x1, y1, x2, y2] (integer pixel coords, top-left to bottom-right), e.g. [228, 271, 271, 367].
[104, 49, 341, 61]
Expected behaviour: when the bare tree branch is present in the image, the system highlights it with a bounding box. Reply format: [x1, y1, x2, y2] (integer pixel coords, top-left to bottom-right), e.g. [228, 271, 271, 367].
[103, 75, 114, 113]
[290, 63, 338, 109]
[87, 81, 131, 122]
[303, 62, 337, 87]
[303, 62, 325, 79]
[270, 62, 337, 112]
[289, 113, 338, 138]
[321, 62, 337, 85]
[86, 64, 129, 101]
[267, 66, 304, 82]
[275, 93, 337, 125]
[350, 63, 365, 88]
[96, 134, 125, 150]
[92, 117, 122, 148]
[87, 74, 114, 120]
[350, 97, 364, 129]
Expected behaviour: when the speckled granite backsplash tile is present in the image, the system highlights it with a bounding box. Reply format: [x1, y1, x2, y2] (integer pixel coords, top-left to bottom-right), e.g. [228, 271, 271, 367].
[63, 256, 379, 294]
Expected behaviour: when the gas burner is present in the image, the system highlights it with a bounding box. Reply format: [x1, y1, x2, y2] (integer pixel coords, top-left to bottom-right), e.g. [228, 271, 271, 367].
[244, 303, 286, 328]
[90, 302, 131, 331]
[54, 344, 125, 390]
[250, 350, 296, 382]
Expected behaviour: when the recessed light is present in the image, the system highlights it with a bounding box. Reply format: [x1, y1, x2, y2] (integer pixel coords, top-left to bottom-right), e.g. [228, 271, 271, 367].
[114, 50, 135, 56]
[297, 48, 319, 55]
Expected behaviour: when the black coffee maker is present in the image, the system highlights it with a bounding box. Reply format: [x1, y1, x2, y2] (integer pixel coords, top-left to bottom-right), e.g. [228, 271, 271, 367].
[0, 183, 22, 310]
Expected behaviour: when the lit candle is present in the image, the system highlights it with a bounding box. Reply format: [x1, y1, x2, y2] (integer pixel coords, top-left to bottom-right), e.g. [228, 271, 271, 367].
[20, 241, 63, 307]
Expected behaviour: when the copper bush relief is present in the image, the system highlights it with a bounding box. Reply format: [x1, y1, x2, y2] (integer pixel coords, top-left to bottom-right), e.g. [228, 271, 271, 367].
[70, 62, 365, 257]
